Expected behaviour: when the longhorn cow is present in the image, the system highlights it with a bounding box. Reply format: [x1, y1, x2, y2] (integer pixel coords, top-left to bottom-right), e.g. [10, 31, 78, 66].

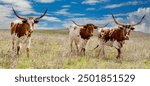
[95, 14, 145, 59]
[11, 7, 48, 57]
[69, 20, 108, 55]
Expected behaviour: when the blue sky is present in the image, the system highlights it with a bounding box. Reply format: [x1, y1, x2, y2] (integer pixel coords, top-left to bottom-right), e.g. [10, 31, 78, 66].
[0, 0, 150, 32]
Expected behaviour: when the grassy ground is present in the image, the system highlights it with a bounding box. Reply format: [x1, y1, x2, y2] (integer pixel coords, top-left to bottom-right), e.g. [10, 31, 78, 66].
[0, 29, 150, 69]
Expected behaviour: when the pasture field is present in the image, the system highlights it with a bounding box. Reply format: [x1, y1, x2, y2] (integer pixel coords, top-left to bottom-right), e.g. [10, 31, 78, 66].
[0, 29, 150, 69]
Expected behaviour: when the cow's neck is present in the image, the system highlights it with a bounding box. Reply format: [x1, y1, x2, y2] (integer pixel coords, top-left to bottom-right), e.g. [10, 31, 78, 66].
[80, 28, 93, 40]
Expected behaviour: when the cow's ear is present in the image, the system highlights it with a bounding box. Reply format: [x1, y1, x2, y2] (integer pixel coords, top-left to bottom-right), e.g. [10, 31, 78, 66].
[34, 20, 39, 23]
[118, 25, 123, 30]
[22, 20, 27, 23]
[130, 27, 135, 30]
[94, 26, 98, 29]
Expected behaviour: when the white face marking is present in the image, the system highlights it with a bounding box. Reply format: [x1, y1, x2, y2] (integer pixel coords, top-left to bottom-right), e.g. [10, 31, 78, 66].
[126, 29, 130, 33]
[27, 17, 35, 31]
[125, 28, 131, 39]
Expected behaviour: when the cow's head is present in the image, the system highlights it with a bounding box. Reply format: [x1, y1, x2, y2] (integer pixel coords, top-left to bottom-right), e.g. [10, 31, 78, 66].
[12, 7, 47, 33]
[71, 20, 108, 37]
[112, 14, 145, 40]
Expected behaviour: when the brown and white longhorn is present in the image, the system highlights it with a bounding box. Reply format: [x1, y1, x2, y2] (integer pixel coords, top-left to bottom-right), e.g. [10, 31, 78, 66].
[95, 14, 145, 59]
[11, 7, 47, 57]
[69, 20, 108, 55]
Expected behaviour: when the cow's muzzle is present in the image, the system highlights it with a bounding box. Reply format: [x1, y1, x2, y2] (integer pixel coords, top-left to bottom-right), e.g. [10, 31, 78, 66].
[29, 30, 33, 33]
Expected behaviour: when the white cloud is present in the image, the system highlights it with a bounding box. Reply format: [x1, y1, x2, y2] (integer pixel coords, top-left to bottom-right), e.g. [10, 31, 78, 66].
[71, 2, 78, 4]
[82, 0, 109, 5]
[0, 14, 15, 29]
[36, 22, 61, 29]
[55, 9, 69, 15]
[104, 1, 145, 9]
[63, 11, 148, 31]
[54, 9, 85, 17]
[128, 8, 150, 33]
[62, 17, 111, 29]
[0, 0, 53, 29]
[86, 8, 96, 11]
[1, 0, 37, 15]
[36, 26, 60, 29]
[62, 5, 71, 8]
[35, 0, 55, 3]
[72, 13, 85, 16]
[97, 7, 150, 33]
[0, 0, 38, 29]
[0, 5, 11, 18]
[42, 16, 61, 22]
[1, 0, 32, 8]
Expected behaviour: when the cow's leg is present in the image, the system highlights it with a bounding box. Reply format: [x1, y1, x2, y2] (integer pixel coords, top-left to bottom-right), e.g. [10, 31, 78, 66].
[26, 48, 29, 58]
[12, 40, 15, 50]
[17, 46, 20, 55]
[26, 37, 31, 58]
[79, 39, 87, 56]
[83, 48, 85, 55]
[96, 44, 100, 57]
[69, 38, 73, 53]
[98, 45, 105, 58]
[16, 40, 21, 55]
[11, 34, 16, 50]
[97, 40, 105, 58]
[116, 48, 121, 59]
[75, 41, 79, 54]
[79, 40, 83, 55]
[113, 41, 123, 59]
[80, 48, 85, 55]
[101, 45, 105, 58]
[116, 48, 123, 59]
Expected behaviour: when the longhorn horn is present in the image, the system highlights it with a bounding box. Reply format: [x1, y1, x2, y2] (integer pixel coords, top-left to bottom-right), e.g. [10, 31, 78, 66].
[35, 9, 48, 20]
[112, 14, 123, 26]
[131, 15, 146, 26]
[71, 20, 84, 27]
[97, 23, 109, 28]
[12, 7, 26, 20]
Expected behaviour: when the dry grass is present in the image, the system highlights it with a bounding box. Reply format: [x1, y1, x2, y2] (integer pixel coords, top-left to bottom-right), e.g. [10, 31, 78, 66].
[0, 29, 150, 69]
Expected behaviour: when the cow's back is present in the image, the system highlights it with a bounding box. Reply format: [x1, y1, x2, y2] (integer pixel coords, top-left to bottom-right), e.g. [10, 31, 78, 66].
[99, 29, 126, 42]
